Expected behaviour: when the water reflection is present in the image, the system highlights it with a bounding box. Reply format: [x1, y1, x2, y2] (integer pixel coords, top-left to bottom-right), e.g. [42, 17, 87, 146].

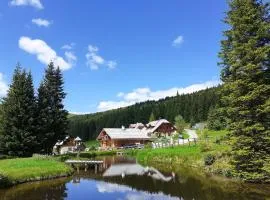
[0, 156, 269, 200]
[103, 163, 175, 182]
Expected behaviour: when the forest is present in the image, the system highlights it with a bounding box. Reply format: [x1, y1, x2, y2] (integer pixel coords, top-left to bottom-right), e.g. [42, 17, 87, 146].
[68, 86, 221, 140]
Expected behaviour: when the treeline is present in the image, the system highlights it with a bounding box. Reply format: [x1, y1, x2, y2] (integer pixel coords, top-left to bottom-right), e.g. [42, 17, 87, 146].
[0, 62, 68, 157]
[68, 86, 221, 140]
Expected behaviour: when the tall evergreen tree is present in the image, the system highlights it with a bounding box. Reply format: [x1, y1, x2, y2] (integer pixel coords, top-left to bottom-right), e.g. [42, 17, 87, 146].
[37, 62, 68, 153]
[0, 65, 38, 156]
[219, 0, 270, 181]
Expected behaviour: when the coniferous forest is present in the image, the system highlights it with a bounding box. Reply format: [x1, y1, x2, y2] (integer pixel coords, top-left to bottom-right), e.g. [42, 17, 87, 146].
[68, 86, 221, 140]
[0, 62, 68, 156]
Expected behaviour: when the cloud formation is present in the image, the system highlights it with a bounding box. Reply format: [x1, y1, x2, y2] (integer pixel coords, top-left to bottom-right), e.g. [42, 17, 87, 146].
[96, 181, 179, 200]
[86, 45, 117, 70]
[97, 80, 220, 111]
[19, 36, 73, 70]
[62, 43, 75, 50]
[10, 0, 43, 9]
[32, 18, 52, 27]
[65, 51, 77, 65]
[172, 35, 184, 47]
[0, 73, 8, 97]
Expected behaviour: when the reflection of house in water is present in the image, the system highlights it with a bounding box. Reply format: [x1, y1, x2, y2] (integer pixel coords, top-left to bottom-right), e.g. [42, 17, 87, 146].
[103, 163, 174, 182]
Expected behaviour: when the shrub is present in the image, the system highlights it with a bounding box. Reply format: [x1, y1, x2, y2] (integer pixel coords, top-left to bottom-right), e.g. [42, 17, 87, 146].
[199, 141, 212, 152]
[0, 155, 14, 160]
[204, 154, 216, 166]
[58, 155, 71, 162]
[0, 174, 11, 188]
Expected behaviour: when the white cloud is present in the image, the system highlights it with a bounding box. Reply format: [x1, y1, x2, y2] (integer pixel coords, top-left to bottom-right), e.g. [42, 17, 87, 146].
[19, 36, 73, 70]
[97, 80, 220, 112]
[172, 35, 184, 47]
[10, 0, 43, 9]
[32, 18, 52, 27]
[96, 182, 179, 200]
[65, 51, 77, 65]
[0, 73, 8, 97]
[107, 60, 117, 69]
[117, 92, 125, 97]
[96, 182, 132, 193]
[69, 111, 91, 115]
[62, 43, 75, 50]
[126, 192, 180, 200]
[86, 45, 117, 70]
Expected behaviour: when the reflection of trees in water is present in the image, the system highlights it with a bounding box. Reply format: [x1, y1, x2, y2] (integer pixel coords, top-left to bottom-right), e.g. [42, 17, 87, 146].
[0, 178, 70, 200]
[1, 156, 269, 200]
[99, 174, 268, 200]
[69, 157, 270, 200]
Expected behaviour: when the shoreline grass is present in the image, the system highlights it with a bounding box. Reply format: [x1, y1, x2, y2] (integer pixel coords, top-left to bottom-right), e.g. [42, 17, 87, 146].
[0, 157, 73, 188]
[131, 130, 234, 179]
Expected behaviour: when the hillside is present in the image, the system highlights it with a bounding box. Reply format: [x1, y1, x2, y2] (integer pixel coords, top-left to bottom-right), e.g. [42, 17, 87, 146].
[68, 86, 221, 140]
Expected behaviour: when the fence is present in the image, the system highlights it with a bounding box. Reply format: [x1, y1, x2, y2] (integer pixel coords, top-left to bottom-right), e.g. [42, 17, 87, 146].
[152, 138, 197, 149]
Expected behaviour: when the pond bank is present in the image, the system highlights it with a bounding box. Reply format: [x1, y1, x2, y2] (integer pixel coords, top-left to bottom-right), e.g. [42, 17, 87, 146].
[127, 130, 249, 182]
[0, 157, 73, 188]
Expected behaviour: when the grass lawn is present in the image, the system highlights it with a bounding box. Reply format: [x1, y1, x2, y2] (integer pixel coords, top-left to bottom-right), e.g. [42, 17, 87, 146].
[0, 157, 73, 186]
[133, 129, 233, 176]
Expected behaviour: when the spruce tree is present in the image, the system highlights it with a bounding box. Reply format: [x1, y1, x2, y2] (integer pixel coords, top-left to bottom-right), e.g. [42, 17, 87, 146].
[37, 62, 68, 153]
[0, 65, 38, 156]
[219, 0, 270, 181]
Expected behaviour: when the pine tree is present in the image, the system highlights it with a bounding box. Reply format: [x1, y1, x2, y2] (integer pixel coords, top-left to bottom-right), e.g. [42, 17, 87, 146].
[37, 62, 68, 153]
[0, 65, 38, 156]
[219, 0, 270, 181]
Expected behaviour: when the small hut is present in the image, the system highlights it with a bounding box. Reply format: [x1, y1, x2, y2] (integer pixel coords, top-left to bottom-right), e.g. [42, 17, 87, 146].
[53, 136, 86, 155]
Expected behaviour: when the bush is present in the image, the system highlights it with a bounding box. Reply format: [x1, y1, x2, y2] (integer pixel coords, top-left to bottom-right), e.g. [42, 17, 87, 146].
[0, 174, 12, 188]
[199, 141, 212, 152]
[57, 155, 71, 162]
[0, 155, 14, 160]
[204, 154, 216, 166]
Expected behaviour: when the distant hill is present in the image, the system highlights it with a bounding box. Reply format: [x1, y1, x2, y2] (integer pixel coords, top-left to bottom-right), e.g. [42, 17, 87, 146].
[68, 86, 221, 140]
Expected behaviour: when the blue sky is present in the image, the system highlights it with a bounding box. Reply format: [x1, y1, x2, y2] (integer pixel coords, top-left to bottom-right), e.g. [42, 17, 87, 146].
[0, 0, 228, 113]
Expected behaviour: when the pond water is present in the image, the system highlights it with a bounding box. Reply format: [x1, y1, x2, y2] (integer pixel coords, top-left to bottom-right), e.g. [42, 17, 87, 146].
[0, 156, 269, 200]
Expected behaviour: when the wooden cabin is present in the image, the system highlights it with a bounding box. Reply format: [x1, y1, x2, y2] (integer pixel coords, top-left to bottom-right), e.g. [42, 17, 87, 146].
[53, 136, 86, 155]
[144, 119, 176, 136]
[97, 127, 151, 150]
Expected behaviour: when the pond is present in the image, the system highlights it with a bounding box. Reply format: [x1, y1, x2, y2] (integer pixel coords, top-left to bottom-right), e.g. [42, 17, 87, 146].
[0, 156, 269, 200]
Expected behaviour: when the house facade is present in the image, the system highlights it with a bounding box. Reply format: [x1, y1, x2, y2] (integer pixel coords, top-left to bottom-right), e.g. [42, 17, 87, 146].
[97, 127, 151, 150]
[144, 119, 176, 136]
[53, 136, 86, 155]
[97, 119, 176, 150]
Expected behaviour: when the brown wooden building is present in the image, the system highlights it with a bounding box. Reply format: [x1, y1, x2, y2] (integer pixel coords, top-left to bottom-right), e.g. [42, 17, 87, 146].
[144, 119, 176, 136]
[97, 127, 151, 150]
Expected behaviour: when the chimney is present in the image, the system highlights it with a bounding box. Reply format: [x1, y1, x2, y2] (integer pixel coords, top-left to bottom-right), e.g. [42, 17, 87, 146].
[121, 125, 125, 130]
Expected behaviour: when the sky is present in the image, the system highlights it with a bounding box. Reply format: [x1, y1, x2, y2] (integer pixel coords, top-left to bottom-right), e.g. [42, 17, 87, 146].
[0, 0, 228, 114]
